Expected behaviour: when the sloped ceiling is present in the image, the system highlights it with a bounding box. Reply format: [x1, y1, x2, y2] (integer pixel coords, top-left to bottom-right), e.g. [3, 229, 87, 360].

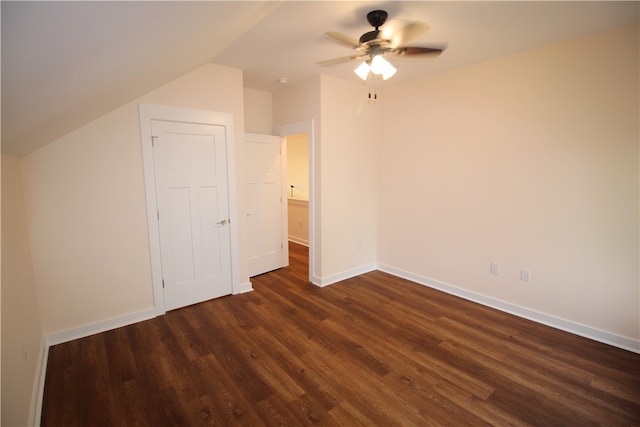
[2, 1, 638, 157]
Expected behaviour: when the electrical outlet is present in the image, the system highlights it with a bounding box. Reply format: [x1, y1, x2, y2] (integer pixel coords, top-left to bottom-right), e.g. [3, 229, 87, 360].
[490, 262, 500, 275]
[520, 269, 531, 282]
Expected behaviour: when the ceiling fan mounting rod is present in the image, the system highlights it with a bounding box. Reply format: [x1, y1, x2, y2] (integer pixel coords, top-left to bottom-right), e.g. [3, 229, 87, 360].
[360, 9, 390, 45]
[366, 10, 388, 29]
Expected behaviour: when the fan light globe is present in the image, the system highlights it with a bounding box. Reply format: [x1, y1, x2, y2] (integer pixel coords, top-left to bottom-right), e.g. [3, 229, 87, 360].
[370, 55, 388, 74]
[382, 62, 397, 80]
[354, 61, 371, 80]
[355, 55, 396, 81]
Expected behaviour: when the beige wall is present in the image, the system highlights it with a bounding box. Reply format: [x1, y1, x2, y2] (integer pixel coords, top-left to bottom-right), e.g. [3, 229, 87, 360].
[378, 25, 639, 341]
[4, 25, 639, 425]
[273, 77, 321, 128]
[288, 199, 309, 245]
[244, 87, 273, 134]
[274, 75, 381, 283]
[319, 75, 381, 281]
[286, 133, 309, 200]
[1, 155, 43, 426]
[273, 77, 323, 278]
[20, 63, 248, 335]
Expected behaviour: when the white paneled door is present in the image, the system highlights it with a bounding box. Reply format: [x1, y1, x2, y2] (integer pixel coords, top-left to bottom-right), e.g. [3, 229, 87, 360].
[245, 133, 288, 277]
[152, 120, 232, 310]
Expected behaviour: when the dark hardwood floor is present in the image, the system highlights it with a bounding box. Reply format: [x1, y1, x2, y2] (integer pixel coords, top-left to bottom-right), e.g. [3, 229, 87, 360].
[42, 242, 640, 426]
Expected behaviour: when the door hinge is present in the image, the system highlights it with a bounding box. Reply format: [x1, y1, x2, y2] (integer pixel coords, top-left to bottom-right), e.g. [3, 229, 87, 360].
[157, 210, 160, 220]
[151, 136, 158, 146]
[162, 279, 165, 288]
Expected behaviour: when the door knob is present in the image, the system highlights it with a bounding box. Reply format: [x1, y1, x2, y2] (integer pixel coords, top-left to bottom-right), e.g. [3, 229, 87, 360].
[217, 219, 228, 225]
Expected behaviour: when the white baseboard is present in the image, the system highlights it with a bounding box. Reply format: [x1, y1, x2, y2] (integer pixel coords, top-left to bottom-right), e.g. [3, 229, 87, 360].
[33, 307, 157, 426]
[288, 236, 309, 247]
[310, 274, 323, 287]
[233, 281, 254, 294]
[31, 264, 639, 425]
[378, 263, 640, 354]
[314, 263, 377, 288]
[45, 308, 157, 347]
[31, 336, 48, 427]
[378, 265, 640, 353]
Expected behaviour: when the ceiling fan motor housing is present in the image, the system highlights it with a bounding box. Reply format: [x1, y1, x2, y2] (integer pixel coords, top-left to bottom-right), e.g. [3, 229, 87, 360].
[360, 10, 390, 46]
[359, 30, 384, 45]
[366, 10, 388, 28]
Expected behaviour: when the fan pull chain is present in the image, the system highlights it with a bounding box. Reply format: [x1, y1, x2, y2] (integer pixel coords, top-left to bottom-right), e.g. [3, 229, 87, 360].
[368, 76, 378, 103]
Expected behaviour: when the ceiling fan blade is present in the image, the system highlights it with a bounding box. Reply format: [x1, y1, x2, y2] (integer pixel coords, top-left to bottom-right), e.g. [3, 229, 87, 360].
[317, 54, 365, 66]
[392, 46, 443, 58]
[391, 21, 430, 47]
[325, 31, 360, 49]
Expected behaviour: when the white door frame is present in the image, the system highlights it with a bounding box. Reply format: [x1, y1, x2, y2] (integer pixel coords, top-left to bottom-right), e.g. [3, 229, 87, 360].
[274, 120, 319, 285]
[139, 103, 240, 315]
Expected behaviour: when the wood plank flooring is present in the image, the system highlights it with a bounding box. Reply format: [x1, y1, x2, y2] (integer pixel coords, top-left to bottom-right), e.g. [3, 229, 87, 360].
[41, 242, 640, 426]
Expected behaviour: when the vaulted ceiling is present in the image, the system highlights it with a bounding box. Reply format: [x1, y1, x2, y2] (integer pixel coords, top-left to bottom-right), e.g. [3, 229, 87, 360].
[2, 1, 638, 157]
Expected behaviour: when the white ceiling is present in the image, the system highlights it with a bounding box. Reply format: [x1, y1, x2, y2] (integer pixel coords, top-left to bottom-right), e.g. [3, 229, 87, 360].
[2, 1, 638, 157]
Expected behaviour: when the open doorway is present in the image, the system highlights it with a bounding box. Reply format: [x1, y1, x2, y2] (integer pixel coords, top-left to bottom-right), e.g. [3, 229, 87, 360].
[285, 133, 310, 280]
[285, 133, 309, 246]
[275, 120, 317, 285]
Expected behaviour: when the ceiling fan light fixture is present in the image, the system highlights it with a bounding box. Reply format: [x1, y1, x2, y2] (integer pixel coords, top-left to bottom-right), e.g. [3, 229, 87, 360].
[321, 9, 445, 85]
[370, 55, 396, 80]
[354, 61, 371, 80]
[370, 55, 388, 75]
[355, 55, 396, 81]
[382, 62, 397, 80]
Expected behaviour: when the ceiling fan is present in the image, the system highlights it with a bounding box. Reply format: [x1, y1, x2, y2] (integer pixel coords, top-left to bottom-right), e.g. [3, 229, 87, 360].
[319, 10, 445, 80]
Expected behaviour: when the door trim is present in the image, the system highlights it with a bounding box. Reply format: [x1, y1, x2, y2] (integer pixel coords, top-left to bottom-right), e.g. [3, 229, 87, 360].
[139, 103, 239, 315]
[274, 120, 319, 285]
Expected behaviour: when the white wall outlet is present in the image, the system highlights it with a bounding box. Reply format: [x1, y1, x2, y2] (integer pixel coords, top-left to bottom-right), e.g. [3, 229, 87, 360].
[490, 262, 500, 275]
[520, 269, 531, 282]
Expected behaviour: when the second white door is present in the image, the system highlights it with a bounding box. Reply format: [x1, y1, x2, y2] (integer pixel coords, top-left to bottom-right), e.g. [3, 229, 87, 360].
[245, 133, 287, 277]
